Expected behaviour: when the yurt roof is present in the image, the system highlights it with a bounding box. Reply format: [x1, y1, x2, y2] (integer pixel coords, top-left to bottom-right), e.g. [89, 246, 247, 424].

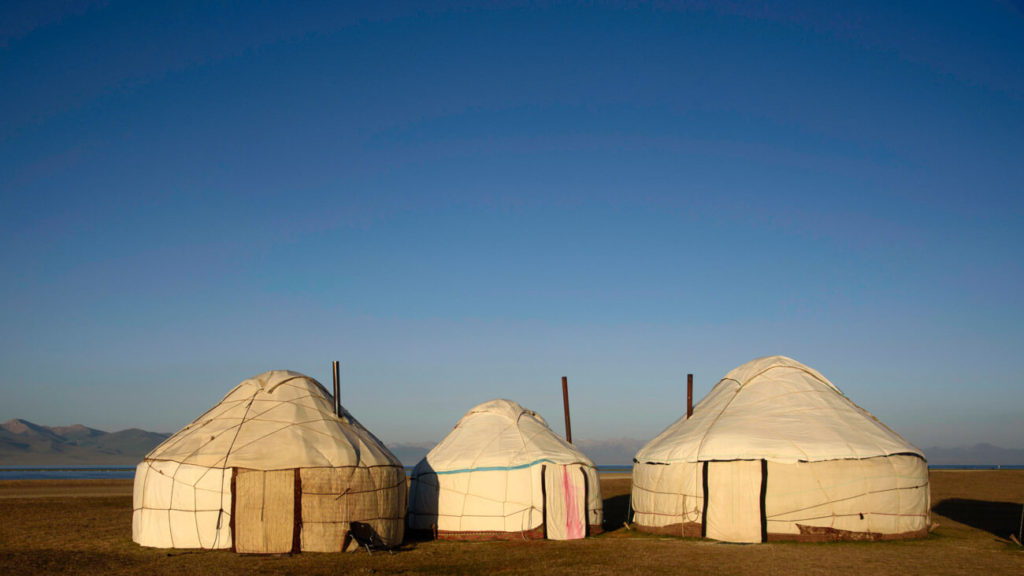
[636, 356, 924, 465]
[145, 370, 400, 469]
[416, 398, 595, 474]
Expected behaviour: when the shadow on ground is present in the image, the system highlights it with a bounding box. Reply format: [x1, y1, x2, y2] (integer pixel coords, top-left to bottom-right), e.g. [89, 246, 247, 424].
[933, 498, 1023, 540]
[603, 494, 630, 532]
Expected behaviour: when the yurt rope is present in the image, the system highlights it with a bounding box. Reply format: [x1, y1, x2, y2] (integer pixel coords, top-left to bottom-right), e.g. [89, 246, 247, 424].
[210, 394, 258, 548]
[139, 377, 405, 550]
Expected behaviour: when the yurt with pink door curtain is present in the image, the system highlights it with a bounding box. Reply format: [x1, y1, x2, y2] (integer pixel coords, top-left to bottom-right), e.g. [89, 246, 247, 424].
[631, 356, 930, 543]
[408, 399, 603, 540]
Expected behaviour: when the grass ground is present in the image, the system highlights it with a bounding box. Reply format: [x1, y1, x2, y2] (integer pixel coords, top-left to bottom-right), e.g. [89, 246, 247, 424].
[0, 471, 1021, 575]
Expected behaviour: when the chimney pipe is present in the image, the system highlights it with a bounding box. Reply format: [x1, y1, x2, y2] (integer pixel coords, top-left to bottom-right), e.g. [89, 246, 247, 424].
[687, 373, 693, 419]
[562, 376, 573, 444]
[332, 361, 341, 417]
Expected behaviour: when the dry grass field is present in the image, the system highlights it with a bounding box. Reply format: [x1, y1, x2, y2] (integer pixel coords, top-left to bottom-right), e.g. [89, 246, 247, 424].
[1, 471, 1021, 575]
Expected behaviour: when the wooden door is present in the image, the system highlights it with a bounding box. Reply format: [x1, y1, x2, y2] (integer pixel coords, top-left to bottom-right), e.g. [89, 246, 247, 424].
[234, 469, 295, 553]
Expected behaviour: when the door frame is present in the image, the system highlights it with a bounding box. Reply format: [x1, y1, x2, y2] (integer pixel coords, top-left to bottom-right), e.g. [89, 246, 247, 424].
[700, 460, 768, 543]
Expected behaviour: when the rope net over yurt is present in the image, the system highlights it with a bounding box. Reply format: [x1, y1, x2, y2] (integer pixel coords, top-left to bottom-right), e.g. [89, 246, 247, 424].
[631, 356, 930, 542]
[132, 370, 406, 552]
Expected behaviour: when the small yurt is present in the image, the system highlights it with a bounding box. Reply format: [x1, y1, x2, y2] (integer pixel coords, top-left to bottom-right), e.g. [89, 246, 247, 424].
[632, 356, 930, 543]
[408, 399, 603, 540]
[133, 370, 407, 553]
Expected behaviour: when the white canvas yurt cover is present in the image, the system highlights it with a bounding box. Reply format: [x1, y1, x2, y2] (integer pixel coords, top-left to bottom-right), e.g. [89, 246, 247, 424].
[133, 370, 407, 553]
[632, 356, 930, 542]
[409, 399, 603, 540]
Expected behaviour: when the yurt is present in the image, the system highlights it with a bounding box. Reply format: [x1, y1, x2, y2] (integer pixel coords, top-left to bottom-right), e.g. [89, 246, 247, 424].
[631, 356, 930, 543]
[133, 370, 407, 553]
[408, 399, 603, 540]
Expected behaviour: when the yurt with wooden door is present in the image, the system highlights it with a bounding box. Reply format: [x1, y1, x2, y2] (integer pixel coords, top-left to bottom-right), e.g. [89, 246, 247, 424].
[631, 356, 930, 543]
[408, 399, 603, 540]
[132, 370, 407, 553]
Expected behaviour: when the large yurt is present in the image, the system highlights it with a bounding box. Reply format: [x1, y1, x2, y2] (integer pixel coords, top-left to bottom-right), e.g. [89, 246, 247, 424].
[631, 356, 930, 543]
[133, 370, 407, 553]
[408, 399, 603, 540]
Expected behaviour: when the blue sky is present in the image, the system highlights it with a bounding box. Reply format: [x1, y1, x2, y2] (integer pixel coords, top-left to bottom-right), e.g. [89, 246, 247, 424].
[2, 1, 1022, 450]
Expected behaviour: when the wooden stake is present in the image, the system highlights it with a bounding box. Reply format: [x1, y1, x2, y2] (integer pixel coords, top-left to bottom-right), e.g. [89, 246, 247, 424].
[561, 376, 572, 444]
[687, 373, 693, 419]
[332, 361, 341, 417]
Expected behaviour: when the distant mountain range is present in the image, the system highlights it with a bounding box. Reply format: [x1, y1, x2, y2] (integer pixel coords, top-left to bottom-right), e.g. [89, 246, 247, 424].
[920, 443, 1024, 466]
[387, 442, 434, 467]
[0, 419, 170, 465]
[3, 419, 1022, 466]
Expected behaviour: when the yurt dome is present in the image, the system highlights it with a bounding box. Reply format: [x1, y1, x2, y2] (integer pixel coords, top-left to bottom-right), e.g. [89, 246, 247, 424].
[133, 370, 407, 553]
[631, 356, 930, 543]
[409, 399, 603, 540]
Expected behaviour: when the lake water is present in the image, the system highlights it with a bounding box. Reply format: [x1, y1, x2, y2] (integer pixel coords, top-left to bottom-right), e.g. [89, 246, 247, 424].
[0, 466, 136, 480]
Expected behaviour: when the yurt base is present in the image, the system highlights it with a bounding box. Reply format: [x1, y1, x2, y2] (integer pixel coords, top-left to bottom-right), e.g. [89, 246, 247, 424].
[634, 522, 703, 538]
[634, 523, 930, 542]
[411, 523, 604, 541]
[436, 527, 547, 541]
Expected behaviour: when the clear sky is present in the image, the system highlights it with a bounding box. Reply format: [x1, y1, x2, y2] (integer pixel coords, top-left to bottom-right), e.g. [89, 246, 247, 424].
[2, 1, 1022, 450]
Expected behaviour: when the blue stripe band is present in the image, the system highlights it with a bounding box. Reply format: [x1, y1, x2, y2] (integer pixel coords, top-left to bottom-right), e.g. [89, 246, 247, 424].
[417, 458, 593, 476]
